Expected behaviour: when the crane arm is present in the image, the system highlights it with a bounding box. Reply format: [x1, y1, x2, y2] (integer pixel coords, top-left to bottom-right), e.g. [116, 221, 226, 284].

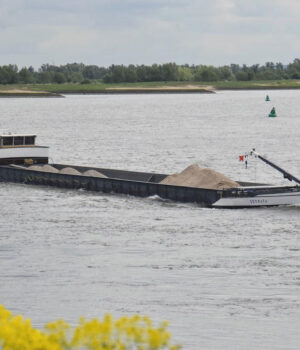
[250, 149, 300, 185]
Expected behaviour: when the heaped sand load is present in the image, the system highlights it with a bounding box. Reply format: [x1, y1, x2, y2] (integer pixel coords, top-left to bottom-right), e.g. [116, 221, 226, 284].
[160, 164, 239, 190]
[27, 164, 107, 177]
[59, 167, 82, 175]
[28, 165, 43, 171]
[42, 164, 59, 173]
[82, 169, 107, 178]
[28, 164, 59, 173]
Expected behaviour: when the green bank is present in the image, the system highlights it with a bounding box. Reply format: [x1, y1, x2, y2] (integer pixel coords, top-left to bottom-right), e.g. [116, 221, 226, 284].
[1, 80, 300, 96]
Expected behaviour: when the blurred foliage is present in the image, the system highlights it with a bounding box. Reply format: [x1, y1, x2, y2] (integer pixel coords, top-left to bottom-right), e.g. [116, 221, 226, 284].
[0, 305, 180, 350]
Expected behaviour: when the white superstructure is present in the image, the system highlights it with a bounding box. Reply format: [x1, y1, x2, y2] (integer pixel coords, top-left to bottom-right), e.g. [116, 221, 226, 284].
[212, 187, 300, 208]
[0, 132, 48, 165]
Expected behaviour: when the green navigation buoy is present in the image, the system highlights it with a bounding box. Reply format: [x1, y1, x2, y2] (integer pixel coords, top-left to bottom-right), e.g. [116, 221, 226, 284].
[265, 95, 270, 101]
[268, 107, 277, 118]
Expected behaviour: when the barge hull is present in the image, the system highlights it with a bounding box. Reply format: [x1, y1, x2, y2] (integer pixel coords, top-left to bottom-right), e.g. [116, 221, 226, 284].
[0, 164, 220, 207]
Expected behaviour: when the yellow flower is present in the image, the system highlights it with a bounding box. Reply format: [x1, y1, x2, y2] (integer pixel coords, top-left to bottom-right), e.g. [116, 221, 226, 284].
[0, 305, 180, 350]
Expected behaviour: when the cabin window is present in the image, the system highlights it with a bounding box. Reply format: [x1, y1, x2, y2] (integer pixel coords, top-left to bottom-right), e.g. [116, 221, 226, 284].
[14, 137, 24, 145]
[2, 137, 13, 146]
[25, 136, 35, 145]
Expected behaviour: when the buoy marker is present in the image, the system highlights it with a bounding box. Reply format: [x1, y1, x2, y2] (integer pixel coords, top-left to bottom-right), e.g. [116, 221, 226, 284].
[268, 107, 277, 118]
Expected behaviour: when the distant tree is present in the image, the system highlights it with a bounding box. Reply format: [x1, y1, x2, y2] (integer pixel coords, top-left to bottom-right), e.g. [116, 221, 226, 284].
[19, 67, 33, 83]
[193, 66, 203, 81]
[64, 63, 85, 73]
[69, 72, 84, 83]
[111, 65, 126, 83]
[102, 72, 113, 83]
[275, 62, 284, 72]
[0, 65, 18, 84]
[52, 72, 66, 84]
[287, 58, 300, 79]
[250, 64, 260, 74]
[230, 64, 240, 74]
[235, 71, 249, 81]
[218, 66, 233, 80]
[83, 65, 106, 80]
[256, 70, 280, 80]
[241, 64, 248, 72]
[136, 65, 152, 82]
[178, 66, 193, 81]
[161, 63, 179, 81]
[1, 58, 299, 85]
[36, 71, 52, 83]
[150, 64, 163, 81]
[265, 62, 275, 70]
[194, 66, 219, 81]
[287, 69, 300, 79]
[202, 67, 219, 81]
[124, 65, 138, 82]
[39, 64, 61, 73]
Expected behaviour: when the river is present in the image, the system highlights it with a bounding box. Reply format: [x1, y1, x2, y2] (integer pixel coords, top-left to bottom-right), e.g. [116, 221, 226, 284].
[0, 91, 299, 349]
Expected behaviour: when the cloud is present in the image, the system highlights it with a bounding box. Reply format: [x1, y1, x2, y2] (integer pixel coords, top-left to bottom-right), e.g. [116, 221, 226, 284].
[0, 0, 299, 67]
[39, 27, 98, 51]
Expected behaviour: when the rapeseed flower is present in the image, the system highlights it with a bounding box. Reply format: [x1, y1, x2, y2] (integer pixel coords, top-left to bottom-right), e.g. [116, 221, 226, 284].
[0, 305, 180, 350]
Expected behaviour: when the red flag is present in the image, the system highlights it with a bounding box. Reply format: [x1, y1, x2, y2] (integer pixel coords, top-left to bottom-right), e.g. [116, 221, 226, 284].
[239, 155, 244, 162]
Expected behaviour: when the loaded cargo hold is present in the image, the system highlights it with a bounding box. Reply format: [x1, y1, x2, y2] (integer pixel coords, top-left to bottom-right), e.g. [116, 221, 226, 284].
[0, 132, 299, 208]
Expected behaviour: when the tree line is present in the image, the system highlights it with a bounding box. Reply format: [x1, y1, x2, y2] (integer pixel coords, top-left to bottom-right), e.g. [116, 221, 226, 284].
[1, 59, 300, 84]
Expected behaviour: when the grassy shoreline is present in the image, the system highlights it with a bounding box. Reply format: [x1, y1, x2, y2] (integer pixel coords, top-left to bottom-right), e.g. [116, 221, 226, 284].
[0, 80, 300, 96]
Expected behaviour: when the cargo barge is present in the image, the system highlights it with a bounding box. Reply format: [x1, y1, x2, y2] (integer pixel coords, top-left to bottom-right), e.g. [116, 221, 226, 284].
[0, 132, 299, 208]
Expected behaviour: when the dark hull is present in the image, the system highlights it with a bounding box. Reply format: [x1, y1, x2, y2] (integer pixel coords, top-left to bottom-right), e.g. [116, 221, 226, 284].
[0, 157, 48, 166]
[0, 164, 221, 207]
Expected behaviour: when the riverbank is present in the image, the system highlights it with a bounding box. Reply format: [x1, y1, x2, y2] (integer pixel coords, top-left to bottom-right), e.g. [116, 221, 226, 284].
[0, 84, 215, 95]
[60, 87, 215, 94]
[0, 89, 63, 97]
[1, 80, 300, 95]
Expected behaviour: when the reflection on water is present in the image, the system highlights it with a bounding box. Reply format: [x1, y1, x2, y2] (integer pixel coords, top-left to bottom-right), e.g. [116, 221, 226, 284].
[0, 91, 300, 350]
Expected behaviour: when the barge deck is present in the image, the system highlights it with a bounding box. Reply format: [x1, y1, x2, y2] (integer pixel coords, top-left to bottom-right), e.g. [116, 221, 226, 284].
[0, 163, 222, 207]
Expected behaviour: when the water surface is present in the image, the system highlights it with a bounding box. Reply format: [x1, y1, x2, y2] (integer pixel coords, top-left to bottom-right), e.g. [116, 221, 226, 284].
[0, 91, 299, 350]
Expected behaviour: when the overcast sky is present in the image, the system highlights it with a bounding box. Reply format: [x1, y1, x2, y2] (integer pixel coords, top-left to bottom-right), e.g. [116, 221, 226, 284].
[0, 0, 299, 68]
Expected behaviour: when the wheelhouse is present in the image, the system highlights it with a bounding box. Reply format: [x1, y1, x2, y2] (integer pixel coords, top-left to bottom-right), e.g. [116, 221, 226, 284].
[0, 134, 36, 147]
[0, 132, 48, 165]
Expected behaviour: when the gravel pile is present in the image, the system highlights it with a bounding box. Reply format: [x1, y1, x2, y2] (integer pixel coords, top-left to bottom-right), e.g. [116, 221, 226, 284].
[82, 169, 107, 178]
[27, 164, 107, 178]
[160, 164, 239, 190]
[42, 165, 59, 173]
[59, 167, 82, 175]
[28, 165, 43, 171]
[28, 164, 59, 173]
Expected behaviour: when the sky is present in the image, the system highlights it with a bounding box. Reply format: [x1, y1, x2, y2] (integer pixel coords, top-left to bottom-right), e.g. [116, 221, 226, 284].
[0, 0, 299, 69]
